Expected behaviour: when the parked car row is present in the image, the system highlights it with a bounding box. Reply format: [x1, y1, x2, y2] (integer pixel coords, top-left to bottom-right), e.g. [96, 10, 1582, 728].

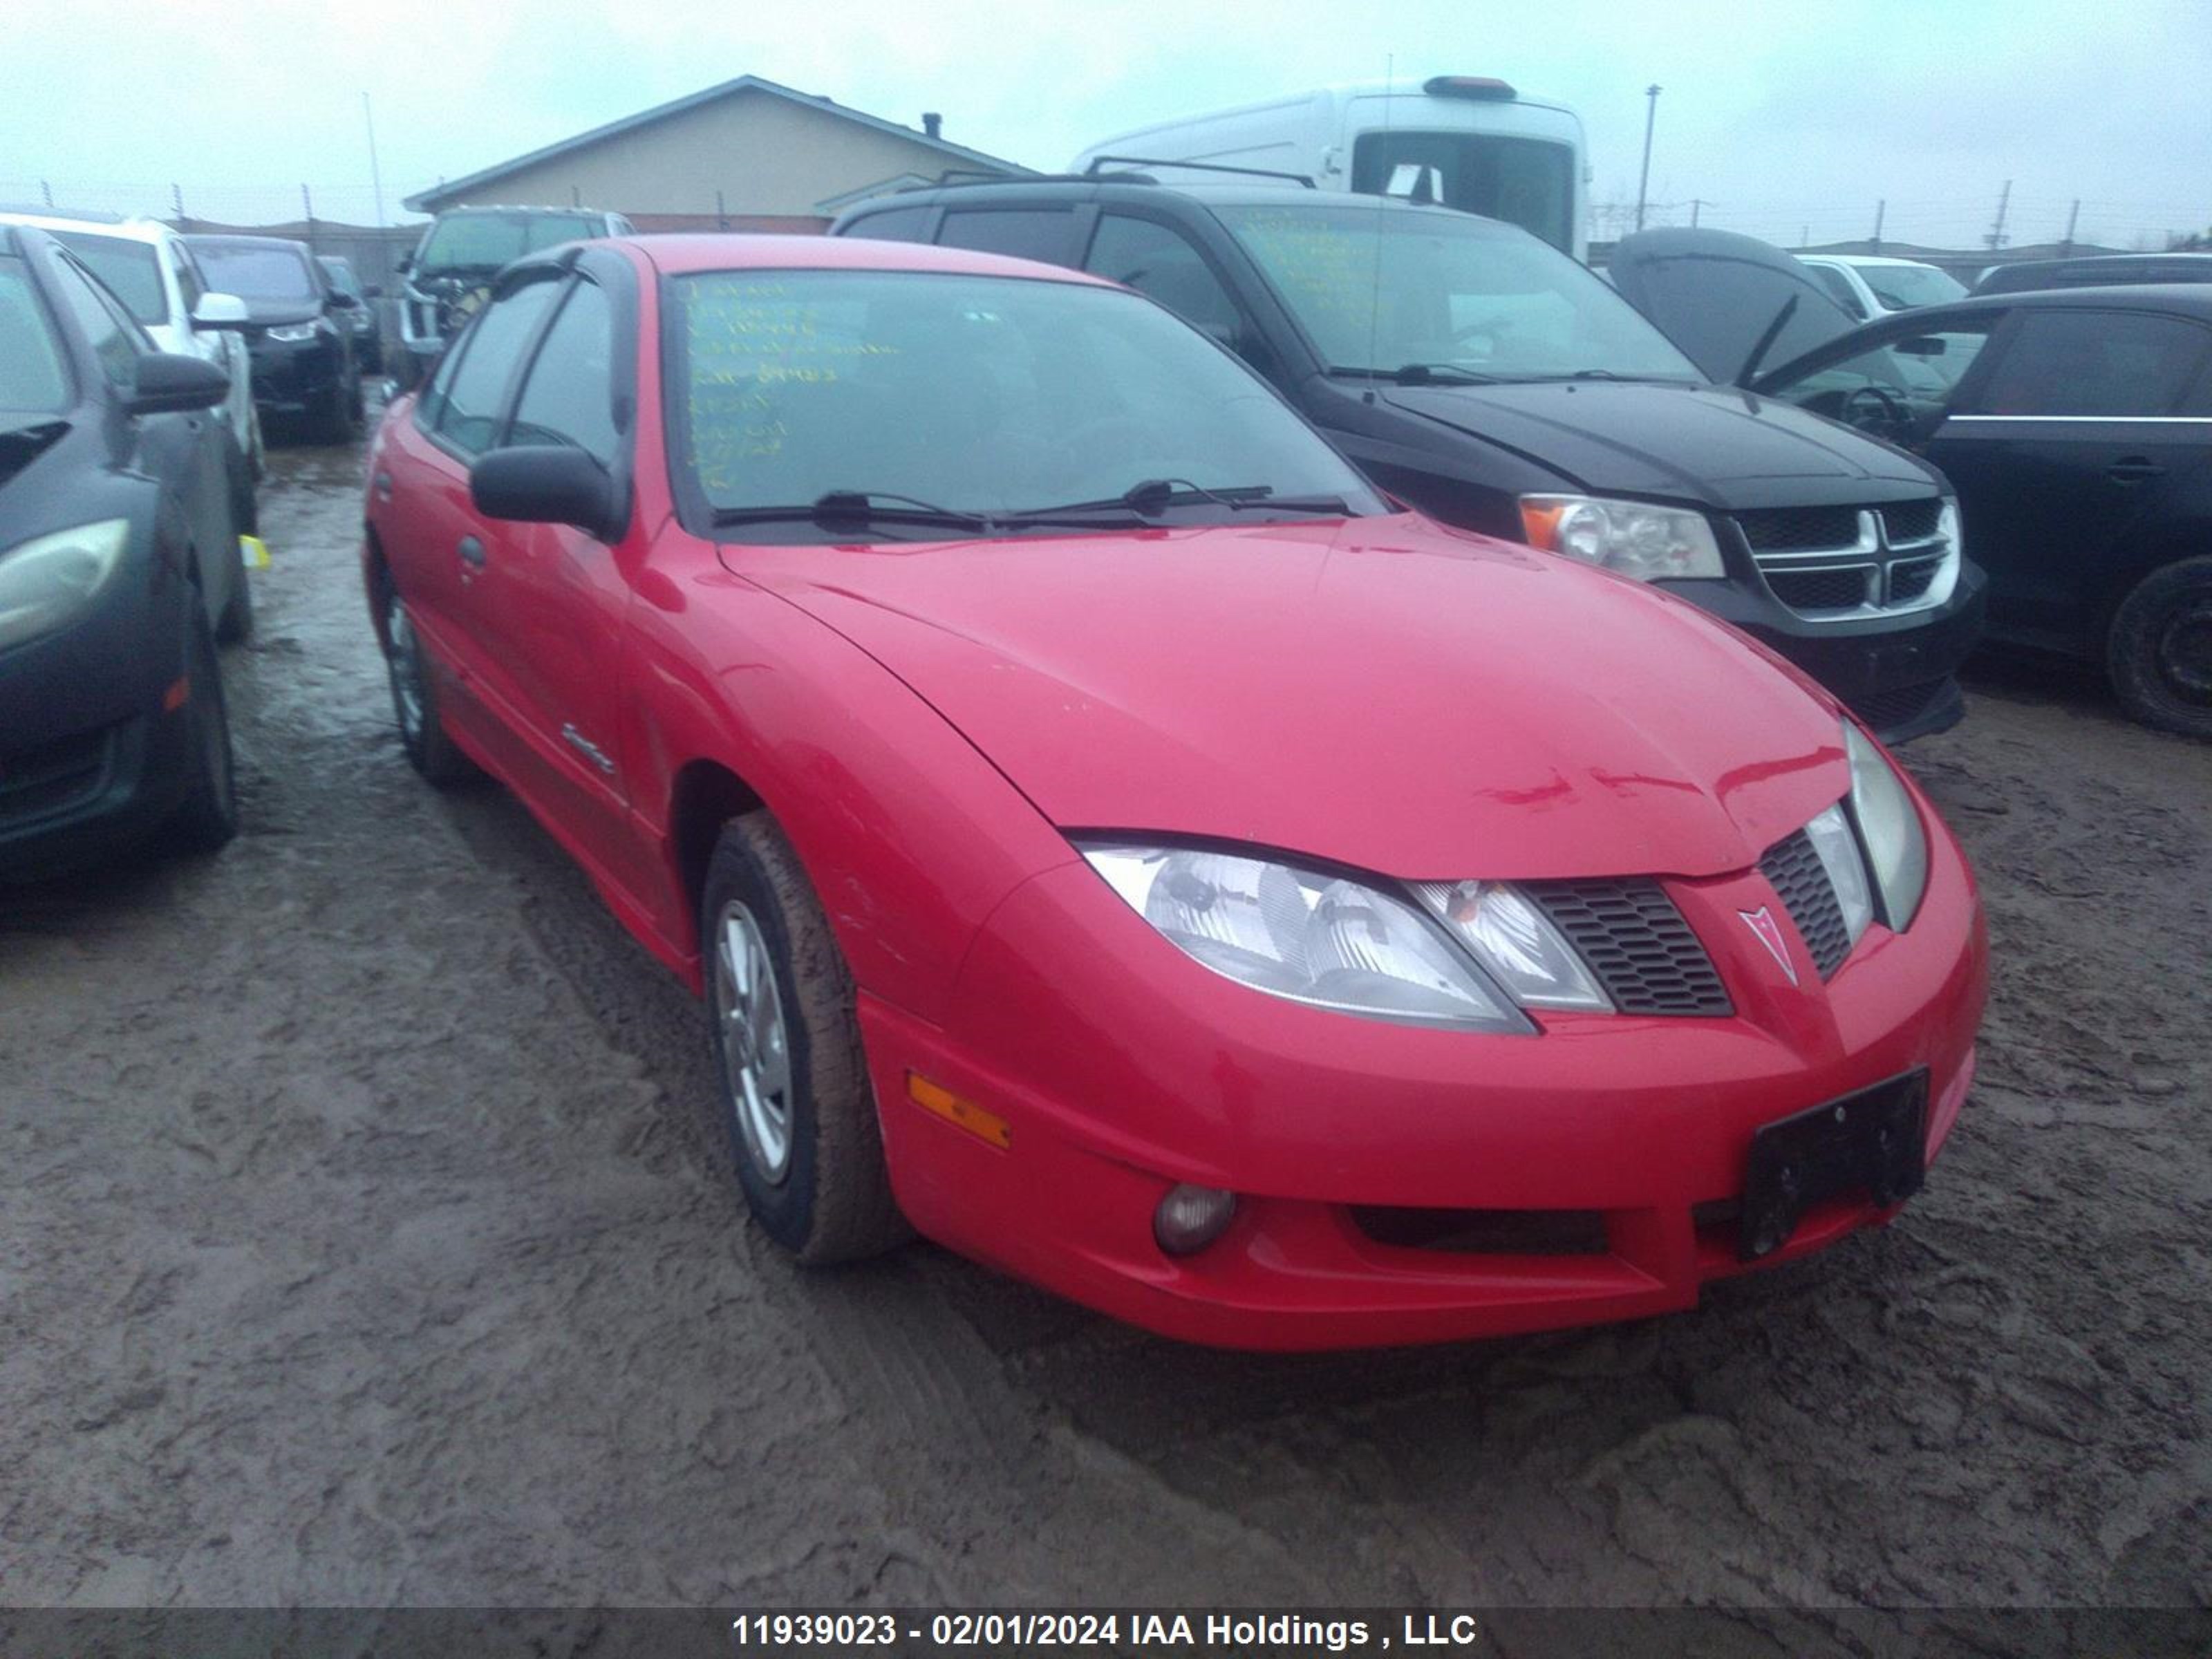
[0, 223, 245, 877]
[1608, 227, 2212, 738]
[357, 228, 1987, 1349]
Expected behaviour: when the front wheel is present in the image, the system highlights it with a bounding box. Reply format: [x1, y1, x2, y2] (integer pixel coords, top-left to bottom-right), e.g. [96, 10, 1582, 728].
[382, 586, 476, 785]
[169, 609, 239, 854]
[2107, 557, 2212, 739]
[701, 813, 906, 1264]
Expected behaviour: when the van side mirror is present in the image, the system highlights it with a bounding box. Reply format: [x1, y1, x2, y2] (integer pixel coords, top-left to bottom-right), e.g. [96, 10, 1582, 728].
[191, 292, 252, 331]
[327, 288, 360, 310]
[471, 446, 621, 538]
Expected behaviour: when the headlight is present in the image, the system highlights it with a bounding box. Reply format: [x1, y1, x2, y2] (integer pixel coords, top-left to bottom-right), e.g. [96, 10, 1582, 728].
[265, 321, 322, 343]
[1519, 494, 1725, 581]
[1407, 880, 1611, 1011]
[0, 518, 131, 651]
[1080, 844, 1533, 1031]
[1843, 723, 1929, 929]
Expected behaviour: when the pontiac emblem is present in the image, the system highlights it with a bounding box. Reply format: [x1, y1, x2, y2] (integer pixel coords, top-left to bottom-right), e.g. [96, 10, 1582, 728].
[1740, 906, 1799, 985]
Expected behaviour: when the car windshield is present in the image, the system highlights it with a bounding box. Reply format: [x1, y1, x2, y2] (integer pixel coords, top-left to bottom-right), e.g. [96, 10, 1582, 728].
[417, 212, 601, 276]
[1214, 203, 1701, 383]
[191, 243, 317, 301]
[0, 259, 70, 413]
[49, 231, 165, 324]
[1865, 264, 1967, 310]
[671, 269, 1385, 536]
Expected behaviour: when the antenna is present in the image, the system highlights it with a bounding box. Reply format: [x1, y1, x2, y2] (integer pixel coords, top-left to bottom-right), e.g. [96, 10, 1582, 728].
[1363, 55, 1394, 402]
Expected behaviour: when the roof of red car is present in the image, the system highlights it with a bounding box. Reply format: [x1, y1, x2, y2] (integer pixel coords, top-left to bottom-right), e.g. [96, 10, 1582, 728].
[628, 232, 1114, 288]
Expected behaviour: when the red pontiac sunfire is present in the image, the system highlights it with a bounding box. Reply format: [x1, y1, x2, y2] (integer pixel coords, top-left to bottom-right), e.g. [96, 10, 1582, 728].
[362, 234, 1986, 1351]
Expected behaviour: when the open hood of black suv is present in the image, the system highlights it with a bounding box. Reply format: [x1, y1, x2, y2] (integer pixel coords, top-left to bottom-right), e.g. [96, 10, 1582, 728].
[1608, 229, 1860, 386]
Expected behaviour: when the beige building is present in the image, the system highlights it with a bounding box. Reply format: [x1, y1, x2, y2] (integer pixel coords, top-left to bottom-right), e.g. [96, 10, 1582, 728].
[402, 75, 1029, 231]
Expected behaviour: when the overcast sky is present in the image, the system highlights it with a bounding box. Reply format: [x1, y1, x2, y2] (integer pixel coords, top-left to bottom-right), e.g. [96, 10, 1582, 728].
[5, 0, 2207, 250]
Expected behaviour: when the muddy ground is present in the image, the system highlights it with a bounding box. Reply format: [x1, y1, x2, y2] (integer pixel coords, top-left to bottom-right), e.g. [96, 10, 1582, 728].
[1, 415, 2206, 1649]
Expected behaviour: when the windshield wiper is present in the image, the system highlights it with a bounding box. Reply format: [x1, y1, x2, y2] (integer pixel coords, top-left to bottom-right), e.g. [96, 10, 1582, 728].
[1005, 479, 1354, 521]
[710, 490, 995, 534]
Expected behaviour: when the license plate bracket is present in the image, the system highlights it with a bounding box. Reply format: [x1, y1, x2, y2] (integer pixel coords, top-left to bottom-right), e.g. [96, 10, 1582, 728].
[1738, 1070, 1928, 1262]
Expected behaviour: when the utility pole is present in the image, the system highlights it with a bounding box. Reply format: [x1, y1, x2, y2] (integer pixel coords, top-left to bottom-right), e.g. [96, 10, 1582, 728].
[39, 179, 52, 208]
[2061, 198, 2080, 257]
[171, 182, 185, 229]
[1634, 84, 1661, 231]
[1689, 198, 1705, 227]
[362, 92, 386, 228]
[301, 183, 315, 250]
[1871, 199, 1885, 253]
[1985, 179, 2012, 250]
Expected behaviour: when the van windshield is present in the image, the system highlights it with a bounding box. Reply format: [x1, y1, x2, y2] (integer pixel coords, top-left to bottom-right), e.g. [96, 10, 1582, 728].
[1215, 204, 1702, 384]
[1351, 132, 1575, 253]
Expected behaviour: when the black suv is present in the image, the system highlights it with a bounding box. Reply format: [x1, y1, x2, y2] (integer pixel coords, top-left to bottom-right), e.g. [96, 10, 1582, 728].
[186, 234, 364, 442]
[832, 172, 1986, 742]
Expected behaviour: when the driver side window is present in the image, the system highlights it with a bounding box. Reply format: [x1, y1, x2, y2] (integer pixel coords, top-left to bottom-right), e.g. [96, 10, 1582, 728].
[1774, 321, 1996, 425]
[421, 276, 562, 458]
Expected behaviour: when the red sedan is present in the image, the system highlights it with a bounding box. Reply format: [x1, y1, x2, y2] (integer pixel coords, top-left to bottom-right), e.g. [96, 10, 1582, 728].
[362, 234, 1985, 1351]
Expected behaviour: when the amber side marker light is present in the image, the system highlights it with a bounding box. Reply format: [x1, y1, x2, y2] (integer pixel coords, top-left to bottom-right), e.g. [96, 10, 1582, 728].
[162, 677, 190, 713]
[906, 1071, 1011, 1150]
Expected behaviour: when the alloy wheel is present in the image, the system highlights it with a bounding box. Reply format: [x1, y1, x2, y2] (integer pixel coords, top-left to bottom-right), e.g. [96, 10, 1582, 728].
[713, 900, 794, 1185]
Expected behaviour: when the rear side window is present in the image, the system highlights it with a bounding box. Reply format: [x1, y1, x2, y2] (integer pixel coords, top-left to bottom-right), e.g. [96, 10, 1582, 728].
[424, 277, 562, 457]
[50, 256, 147, 387]
[1974, 310, 2212, 418]
[509, 279, 620, 467]
[0, 260, 70, 411]
[50, 231, 167, 325]
[843, 205, 933, 243]
[1083, 214, 1244, 346]
[937, 209, 1075, 264]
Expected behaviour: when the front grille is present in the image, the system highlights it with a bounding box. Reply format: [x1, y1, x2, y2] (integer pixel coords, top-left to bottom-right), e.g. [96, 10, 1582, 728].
[1849, 678, 1950, 735]
[1351, 1205, 1609, 1255]
[1759, 828, 1853, 979]
[1520, 878, 1733, 1016]
[1887, 556, 1942, 603]
[1766, 566, 1872, 612]
[1736, 504, 1862, 552]
[1880, 498, 1942, 543]
[0, 727, 113, 827]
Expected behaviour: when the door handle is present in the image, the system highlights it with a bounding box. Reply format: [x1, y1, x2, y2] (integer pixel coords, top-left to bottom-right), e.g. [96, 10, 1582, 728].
[458, 535, 487, 569]
[2107, 457, 2166, 484]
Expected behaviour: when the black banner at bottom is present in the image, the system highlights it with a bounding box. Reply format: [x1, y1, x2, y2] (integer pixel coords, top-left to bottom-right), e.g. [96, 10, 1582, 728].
[0, 1606, 2204, 1659]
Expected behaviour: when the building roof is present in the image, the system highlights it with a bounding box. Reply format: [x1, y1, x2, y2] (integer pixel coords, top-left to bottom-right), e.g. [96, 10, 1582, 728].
[404, 75, 1029, 213]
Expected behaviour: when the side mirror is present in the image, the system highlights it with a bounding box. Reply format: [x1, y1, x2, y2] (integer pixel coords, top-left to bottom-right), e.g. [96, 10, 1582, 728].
[395, 253, 413, 274]
[191, 292, 252, 331]
[471, 445, 620, 538]
[327, 289, 360, 310]
[126, 351, 232, 414]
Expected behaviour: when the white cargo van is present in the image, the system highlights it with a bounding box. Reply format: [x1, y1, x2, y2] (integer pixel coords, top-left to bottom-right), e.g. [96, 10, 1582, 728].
[1071, 77, 1590, 257]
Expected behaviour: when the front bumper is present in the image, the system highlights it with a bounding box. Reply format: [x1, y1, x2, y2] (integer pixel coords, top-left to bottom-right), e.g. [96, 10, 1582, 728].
[0, 583, 199, 879]
[246, 335, 346, 414]
[861, 816, 1986, 1351]
[1663, 565, 1987, 744]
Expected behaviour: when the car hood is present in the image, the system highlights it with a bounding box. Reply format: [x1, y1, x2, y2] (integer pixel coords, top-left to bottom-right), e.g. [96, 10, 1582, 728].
[747, 517, 1851, 881]
[1381, 379, 1933, 505]
[1608, 229, 1862, 385]
[237, 297, 323, 329]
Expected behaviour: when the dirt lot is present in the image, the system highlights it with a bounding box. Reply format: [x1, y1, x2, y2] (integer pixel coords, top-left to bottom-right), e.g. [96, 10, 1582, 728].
[2, 420, 2206, 1645]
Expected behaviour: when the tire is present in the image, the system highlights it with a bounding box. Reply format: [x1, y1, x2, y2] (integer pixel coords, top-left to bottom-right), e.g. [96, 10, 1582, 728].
[701, 812, 906, 1264]
[169, 608, 239, 854]
[2106, 557, 2212, 739]
[314, 377, 358, 445]
[218, 457, 256, 644]
[382, 585, 476, 786]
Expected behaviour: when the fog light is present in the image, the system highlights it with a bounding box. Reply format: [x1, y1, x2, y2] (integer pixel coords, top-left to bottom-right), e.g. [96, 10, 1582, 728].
[1154, 1183, 1238, 1257]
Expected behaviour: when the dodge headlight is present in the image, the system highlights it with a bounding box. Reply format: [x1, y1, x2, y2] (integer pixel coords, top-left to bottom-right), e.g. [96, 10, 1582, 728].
[1843, 723, 1929, 930]
[1519, 494, 1725, 581]
[0, 518, 130, 650]
[1082, 844, 1532, 1030]
[265, 321, 322, 343]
